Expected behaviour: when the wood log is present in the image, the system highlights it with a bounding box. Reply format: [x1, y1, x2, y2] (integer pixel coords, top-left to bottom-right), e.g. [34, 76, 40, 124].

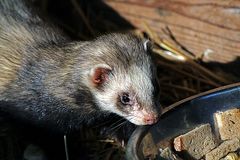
[104, 0, 240, 63]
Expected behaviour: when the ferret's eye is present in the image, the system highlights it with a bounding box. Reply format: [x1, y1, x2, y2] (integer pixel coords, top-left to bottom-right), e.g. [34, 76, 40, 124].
[120, 93, 131, 105]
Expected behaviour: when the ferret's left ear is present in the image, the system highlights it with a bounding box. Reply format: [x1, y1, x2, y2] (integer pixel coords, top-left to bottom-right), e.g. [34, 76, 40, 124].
[90, 64, 112, 87]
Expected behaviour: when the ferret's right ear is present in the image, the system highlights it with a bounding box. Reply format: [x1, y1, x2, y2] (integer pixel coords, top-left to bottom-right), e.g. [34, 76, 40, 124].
[143, 39, 153, 54]
[143, 39, 150, 51]
[89, 64, 112, 87]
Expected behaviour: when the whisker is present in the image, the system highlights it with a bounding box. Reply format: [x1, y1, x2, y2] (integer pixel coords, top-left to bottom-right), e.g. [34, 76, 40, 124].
[92, 114, 120, 128]
[109, 119, 127, 131]
[127, 114, 146, 120]
[109, 116, 135, 134]
[108, 120, 129, 134]
[109, 117, 126, 128]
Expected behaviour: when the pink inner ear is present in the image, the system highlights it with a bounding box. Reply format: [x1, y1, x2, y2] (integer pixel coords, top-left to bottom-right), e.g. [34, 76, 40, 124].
[92, 67, 111, 86]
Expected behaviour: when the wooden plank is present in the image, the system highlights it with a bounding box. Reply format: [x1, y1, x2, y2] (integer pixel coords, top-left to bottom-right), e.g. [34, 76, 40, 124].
[104, 0, 240, 63]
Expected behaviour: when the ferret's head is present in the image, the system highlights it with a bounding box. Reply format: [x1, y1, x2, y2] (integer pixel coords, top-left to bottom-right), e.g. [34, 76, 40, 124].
[82, 33, 161, 125]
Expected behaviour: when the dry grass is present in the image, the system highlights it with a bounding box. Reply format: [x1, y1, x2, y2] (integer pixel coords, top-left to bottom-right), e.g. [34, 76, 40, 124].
[0, 0, 236, 160]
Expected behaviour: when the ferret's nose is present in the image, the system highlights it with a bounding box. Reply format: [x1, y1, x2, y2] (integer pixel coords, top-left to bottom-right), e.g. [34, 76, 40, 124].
[144, 114, 159, 125]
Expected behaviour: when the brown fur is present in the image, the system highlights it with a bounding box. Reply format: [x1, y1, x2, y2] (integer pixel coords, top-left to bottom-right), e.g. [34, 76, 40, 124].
[0, 25, 27, 90]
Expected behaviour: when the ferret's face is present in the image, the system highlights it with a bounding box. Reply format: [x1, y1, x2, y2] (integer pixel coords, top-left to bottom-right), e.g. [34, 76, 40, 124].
[112, 66, 161, 125]
[86, 34, 161, 125]
[90, 64, 161, 125]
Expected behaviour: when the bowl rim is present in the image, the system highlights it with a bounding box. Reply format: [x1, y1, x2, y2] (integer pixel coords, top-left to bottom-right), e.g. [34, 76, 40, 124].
[126, 82, 240, 160]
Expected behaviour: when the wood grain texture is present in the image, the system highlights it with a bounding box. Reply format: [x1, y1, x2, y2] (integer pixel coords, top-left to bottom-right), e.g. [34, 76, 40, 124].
[104, 0, 240, 63]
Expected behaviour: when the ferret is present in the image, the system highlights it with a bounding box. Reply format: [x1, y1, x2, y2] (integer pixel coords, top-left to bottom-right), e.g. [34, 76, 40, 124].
[0, 0, 161, 132]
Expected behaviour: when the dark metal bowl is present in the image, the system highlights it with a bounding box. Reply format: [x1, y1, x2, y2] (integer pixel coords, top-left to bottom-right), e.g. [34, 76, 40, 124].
[126, 83, 240, 160]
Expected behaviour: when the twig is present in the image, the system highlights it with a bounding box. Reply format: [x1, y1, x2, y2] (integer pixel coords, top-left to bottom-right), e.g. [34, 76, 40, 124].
[163, 26, 196, 58]
[52, 17, 88, 40]
[64, 135, 69, 160]
[156, 60, 221, 87]
[143, 22, 231, 84]
[161, 83, 197, 93]
[153, 48, 186, 62]
[70, 0, 95, 36]
[98, 139, 115, 143]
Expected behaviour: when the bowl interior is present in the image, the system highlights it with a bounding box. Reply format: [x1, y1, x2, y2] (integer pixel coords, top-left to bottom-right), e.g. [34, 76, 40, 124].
[127, 83, 240, 159]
